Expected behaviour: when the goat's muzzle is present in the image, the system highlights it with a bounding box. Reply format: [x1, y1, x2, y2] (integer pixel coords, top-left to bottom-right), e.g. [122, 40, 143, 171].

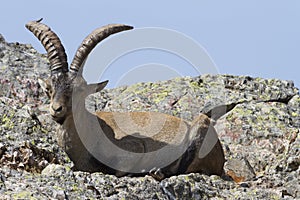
[49, 102, 67, 124]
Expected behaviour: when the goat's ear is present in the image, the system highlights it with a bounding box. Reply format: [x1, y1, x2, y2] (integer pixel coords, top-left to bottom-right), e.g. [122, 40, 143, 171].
[95, 80, 109, 92]
[87, 80, 109, 92]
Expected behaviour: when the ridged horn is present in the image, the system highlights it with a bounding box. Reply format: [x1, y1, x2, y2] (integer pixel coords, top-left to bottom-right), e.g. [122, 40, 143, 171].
[25, 18, 68, 74]
[70, 24, 133, 73]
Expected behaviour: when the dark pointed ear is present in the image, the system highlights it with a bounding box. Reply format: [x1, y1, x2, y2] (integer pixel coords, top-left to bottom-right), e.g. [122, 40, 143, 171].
[87, 80, 109, 92]
[95, 80, 109, 92]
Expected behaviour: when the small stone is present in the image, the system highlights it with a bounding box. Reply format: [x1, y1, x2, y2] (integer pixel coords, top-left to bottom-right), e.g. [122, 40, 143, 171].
[225, 157, 256, 183]
[41, 164, 69, 177]
[240, 182, 250, 188]
[53, 190, 67, 200]
[0, 34, 5, 43]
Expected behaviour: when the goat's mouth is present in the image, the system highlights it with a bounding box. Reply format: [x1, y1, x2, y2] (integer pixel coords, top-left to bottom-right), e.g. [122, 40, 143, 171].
[51, 115, 65, 125]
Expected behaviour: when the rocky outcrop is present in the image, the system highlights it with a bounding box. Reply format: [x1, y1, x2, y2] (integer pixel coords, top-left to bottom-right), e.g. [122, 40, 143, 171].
[0, 34, 299, 199]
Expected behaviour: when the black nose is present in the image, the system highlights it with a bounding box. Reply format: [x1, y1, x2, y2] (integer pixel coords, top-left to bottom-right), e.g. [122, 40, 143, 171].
[52, 105, 63, 112]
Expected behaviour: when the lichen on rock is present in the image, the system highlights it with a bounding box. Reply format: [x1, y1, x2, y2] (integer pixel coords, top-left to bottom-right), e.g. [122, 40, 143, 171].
[0, 35, 299, 199]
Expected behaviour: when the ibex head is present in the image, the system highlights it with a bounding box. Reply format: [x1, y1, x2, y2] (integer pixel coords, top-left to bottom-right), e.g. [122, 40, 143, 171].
[26, 19, 133, 123]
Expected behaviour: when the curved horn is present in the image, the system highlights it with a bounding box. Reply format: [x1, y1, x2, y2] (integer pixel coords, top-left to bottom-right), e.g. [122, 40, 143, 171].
[70, 24, 133, 73]
[26, 18, 68, 74]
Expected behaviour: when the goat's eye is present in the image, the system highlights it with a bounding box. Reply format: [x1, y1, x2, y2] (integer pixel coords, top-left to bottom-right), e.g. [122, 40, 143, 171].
[48, 88, 52, 94]
[45, 87, 53, 97]
[47, 85, 53, 92]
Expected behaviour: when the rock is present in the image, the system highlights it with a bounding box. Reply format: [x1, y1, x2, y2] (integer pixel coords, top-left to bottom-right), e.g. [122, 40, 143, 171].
[41, 164, 71, 176]
[90, 74, 298, 122]
[160, 174, 217, 199]
[224, 157, 256, 182]
[52, 190, 67, 200]
[0, 34, 5, 43]
[0, 34, 299, 199]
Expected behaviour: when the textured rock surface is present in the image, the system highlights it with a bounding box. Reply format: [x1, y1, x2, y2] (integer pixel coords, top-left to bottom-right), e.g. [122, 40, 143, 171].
[0, 34, 299, 199]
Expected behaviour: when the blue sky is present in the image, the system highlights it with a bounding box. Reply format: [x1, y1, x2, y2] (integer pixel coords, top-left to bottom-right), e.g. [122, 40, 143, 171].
[1, 1, 300, 88]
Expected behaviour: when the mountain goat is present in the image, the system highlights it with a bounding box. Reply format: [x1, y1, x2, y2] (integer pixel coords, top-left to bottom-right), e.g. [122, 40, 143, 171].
[26, 19, 225, 180]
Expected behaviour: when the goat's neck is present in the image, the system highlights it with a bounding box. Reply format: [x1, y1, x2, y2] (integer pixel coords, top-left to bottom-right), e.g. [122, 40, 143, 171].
[63, 92, 117, 154]
[58, 93, 116, 172]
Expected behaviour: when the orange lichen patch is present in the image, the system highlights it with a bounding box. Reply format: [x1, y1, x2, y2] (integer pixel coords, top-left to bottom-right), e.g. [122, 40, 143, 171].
[227, 170, 246, 183]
